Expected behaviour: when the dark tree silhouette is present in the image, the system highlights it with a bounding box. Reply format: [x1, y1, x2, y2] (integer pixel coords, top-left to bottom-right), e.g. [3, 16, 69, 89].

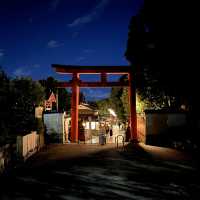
[125, 0, 200, 151]
[125, 0, 200, 112]
[79, 92, 86, 104]
[39, 76, 57, 99]
[57, 88, 71, 113]
[0, 68, 11, 143]
[10, 77, 45, 135]
[39, 77, 71, 113]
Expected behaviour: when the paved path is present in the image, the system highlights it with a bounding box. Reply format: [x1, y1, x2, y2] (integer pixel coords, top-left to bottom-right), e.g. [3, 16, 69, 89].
[139, 143, 194, 161]
[0, 143, 199, 200]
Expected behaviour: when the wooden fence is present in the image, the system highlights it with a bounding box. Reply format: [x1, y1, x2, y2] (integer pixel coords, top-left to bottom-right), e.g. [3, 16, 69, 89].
[16, 131, 40, 161]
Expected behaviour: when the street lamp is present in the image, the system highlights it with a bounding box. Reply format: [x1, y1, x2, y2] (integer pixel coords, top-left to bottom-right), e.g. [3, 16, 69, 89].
[108, 108, 117, 117]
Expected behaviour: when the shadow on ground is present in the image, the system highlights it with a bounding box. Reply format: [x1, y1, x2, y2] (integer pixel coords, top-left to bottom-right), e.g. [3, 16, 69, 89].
[0, 143, 200, 200]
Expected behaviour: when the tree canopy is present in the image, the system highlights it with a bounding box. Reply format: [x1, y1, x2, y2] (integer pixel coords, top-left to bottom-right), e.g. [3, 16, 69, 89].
[0, 68, 11, 142]
[96, 75, 130, 122]
[0, 68, 45, 143]
[39, 77, 71, 113]
[9, 77, 45, 135]
[125, 0, 200, 112]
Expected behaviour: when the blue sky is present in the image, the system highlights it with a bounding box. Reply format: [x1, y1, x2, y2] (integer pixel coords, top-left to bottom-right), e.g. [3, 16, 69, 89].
[0, 0, 143, 100]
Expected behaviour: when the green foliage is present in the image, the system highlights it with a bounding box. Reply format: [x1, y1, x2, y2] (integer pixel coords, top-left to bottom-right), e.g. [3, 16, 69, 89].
[34, 118, 45, 135]
[96, 75, 129, 121]
[34, 118, 45, 147]
[110, 87, 125, 120]
[39, 76, 57, 99]
[39, 77, 71, 113]
[124, 1, 193, 110]
[10, 77, 45, 135]
[121, 88, 130, 116]
[0, 69, 45, 140]
[79, 92, 86, 104]
[57, 88, 71, 113]
[96, 73, 150, 121]
[0, 68, 11, 142]
[96, 98, 110, 118]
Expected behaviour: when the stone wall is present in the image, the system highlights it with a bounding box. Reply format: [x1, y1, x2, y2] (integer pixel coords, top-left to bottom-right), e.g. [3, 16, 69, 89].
[137, 114, 146, 143]
[145, 111, 187, 146]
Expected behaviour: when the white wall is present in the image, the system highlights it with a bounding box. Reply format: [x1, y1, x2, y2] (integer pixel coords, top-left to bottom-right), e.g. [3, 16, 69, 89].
[43, 113, 65, 143]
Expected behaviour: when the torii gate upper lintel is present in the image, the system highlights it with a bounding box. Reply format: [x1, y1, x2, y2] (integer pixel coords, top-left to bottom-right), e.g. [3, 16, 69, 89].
[52, 64, 138, 143]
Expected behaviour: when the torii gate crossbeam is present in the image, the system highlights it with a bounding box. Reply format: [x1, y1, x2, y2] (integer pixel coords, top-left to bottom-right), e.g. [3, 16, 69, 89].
[52, 65, 138, 143]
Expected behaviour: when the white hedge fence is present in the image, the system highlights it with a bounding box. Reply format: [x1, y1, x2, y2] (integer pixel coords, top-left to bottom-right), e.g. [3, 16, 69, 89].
[17, 131, 39, 161]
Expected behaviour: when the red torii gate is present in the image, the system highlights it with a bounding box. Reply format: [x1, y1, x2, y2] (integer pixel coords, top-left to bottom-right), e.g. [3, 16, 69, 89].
[52, 64, 138, 143]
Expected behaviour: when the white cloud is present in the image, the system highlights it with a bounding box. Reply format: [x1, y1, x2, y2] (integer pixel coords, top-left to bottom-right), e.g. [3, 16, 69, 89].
[74, 49, 94, 63]
[13, 67, 31, 77]
[13, 64, 40, 77]
[68, 0, 110, 28]
[75, 56, 86, 62]
[47, 40, 64, 48]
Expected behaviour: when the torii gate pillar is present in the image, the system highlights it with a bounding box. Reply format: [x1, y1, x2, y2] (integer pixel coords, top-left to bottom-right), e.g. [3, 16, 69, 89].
[52, 65, 139, 143]
[70, 73, 79, 142]
[129, 72, 138, 142]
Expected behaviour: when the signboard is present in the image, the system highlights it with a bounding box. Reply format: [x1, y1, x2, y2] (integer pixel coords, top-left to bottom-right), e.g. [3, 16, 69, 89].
[45, 100, 52, 111]
[44, 92, 57, 111]
[48, 92, 56, 103]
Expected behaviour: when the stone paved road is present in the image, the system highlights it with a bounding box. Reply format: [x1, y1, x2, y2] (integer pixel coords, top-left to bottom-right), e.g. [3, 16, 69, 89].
[0, 143, 199, 200]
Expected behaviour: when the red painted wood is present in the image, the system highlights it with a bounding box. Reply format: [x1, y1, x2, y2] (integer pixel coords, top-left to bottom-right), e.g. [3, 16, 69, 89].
[101, 73, 107, 83]
[52, 65, 131, 74]
[52, 65, 138, 143]
[128, 72, 138, 142]
[56, 81, 129, 88]
[70, 73, 79, 142]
